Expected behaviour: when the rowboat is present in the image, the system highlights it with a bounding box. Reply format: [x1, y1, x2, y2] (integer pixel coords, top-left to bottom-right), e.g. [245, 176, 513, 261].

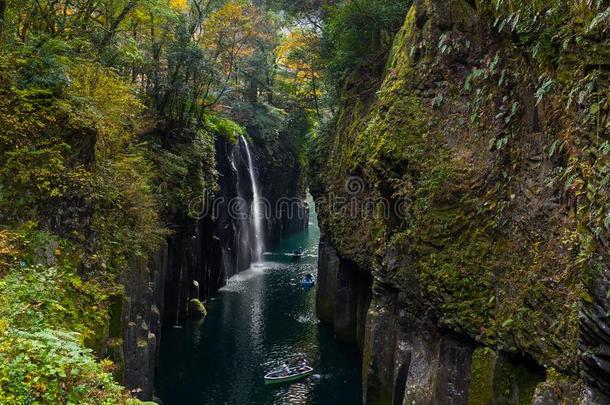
[264, 365, 314, 385]
[290, 247, 304, 259]
[301, 274, 315, 288]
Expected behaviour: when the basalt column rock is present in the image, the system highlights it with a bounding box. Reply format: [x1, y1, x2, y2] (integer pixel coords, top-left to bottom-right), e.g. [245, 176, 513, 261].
[311, 0, 608, 401]
[316, 233, 372, 345]
[362, 282, 544, 405]
[316, 233, 340, 324]
[334, 261, 359, 343]
[362, 284, 476, 405]
[580, 259, 610, 403]
[105, 247, 169, 401]
[161, 136, 254, 326]
[161, 213, 223, 325]
[362, 285, 402, 405]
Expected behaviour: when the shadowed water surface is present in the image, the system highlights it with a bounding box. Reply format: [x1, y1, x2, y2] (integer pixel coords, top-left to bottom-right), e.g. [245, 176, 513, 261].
[155, 201, 362, 404]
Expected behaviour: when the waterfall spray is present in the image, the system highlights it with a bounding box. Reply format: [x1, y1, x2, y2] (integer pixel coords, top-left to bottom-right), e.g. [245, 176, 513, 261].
[241, 136, 265, 261]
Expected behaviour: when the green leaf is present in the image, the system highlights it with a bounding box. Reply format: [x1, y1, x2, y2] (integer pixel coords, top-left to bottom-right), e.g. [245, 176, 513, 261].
[535, 78, 555, 104]
[589, 6, 610, 31]
[433, 94, 443, 108]
[548, 140, 559, 157]
[564, 173, 578, 190]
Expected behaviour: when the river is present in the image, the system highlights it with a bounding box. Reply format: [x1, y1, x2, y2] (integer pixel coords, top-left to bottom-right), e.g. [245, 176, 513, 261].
[155, 200, 362, 404]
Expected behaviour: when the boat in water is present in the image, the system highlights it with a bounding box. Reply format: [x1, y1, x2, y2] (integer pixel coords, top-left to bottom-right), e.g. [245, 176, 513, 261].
[290, 247, 304, 259]
[301, 273, 315, 288]
[264, 365, 314, 385]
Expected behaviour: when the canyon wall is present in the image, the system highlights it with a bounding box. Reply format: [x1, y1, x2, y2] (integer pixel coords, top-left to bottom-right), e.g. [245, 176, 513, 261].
[312, 1, 610, 404]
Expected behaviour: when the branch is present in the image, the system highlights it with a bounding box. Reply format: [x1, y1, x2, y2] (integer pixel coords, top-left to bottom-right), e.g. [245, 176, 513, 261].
[98, 0, 139, 49]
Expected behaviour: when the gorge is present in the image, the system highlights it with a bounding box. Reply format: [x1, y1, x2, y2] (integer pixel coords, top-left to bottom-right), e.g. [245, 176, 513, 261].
[1, 1, 610, 405]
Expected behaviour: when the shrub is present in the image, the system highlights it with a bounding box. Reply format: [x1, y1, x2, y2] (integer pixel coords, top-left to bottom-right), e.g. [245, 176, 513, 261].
[323, 0, 410, 82]
[0, 327, 130, 404]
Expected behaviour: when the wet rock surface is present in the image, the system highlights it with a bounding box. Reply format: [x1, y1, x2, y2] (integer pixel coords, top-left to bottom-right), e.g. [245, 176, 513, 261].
[316, 233, 372, 347]
[580, 262, 610, 402]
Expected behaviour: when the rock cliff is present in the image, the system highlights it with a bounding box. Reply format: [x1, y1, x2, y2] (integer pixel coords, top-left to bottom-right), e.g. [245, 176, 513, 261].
[312, 1, 610, 403]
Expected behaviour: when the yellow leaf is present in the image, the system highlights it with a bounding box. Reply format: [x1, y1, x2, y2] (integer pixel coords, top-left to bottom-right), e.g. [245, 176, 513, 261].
[170, 0, 188, 11]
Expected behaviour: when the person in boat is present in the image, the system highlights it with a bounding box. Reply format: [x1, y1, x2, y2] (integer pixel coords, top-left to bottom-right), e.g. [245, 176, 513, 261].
[304, 273, 313, 282]
[282, 362, 290, 376]
[298, 359, 308, 372]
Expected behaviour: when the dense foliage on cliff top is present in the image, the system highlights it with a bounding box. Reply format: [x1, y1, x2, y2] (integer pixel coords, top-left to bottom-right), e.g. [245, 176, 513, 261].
[322, 0, 410, 84]
[0, 0, 318, 403]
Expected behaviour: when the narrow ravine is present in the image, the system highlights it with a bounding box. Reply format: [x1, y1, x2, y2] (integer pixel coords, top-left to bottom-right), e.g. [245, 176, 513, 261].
[5, 1, 608, 403]
[155, 198, 362, 404]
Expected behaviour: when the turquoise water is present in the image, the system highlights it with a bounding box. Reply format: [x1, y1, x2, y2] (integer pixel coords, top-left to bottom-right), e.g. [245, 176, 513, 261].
[155, 201, 362, 404]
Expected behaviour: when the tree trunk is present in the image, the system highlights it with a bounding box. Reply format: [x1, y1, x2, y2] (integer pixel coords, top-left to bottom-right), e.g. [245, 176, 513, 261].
[0, 0, 6, 40]
[311, 72, 321, 119]
[99, 0, 139, 51]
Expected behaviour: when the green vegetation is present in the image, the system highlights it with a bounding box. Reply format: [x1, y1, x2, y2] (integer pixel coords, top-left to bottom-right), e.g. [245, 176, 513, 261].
[322, 0, 410, 83]
[187, 299, 207, 319]
[1, 0, 608, 402]
[0, 227, 128, 403]
[480, 0, 610, 278]
[0, 0, 318, 403]
[0, 328, 130, 404]
[310, 0, 610, 402]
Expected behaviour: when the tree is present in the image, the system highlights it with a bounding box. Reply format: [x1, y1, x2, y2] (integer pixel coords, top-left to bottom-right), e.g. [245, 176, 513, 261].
[323, 0, 410, 83]
[0, 0, 6, 39]
[276, 27, 324, 117]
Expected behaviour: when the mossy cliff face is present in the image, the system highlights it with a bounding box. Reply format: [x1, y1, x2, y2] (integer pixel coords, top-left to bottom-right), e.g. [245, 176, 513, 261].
[102, 125, 223, 401]
[313, 0, 610, 403]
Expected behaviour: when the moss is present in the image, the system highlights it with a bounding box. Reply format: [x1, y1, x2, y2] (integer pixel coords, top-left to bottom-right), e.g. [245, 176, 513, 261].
[492, 355, 543, 405]
[369, 391, 393, 405]
[468, 348, 544, 405]
[385, 5, 417, 74]
[450, 0, 479, 31]
[108, 292, 125, 339]
[468, 348, 497, 405]
[187, 298, 207, 319]
[107, 338, 126, 383]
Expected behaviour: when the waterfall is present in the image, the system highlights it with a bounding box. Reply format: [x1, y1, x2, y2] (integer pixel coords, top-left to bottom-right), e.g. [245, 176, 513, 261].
[241, 136, 265, 262]
[229, 146, 250, 272]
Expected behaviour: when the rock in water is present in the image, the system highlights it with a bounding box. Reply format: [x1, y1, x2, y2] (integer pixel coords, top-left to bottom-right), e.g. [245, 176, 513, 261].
[187, 298, 207, 319]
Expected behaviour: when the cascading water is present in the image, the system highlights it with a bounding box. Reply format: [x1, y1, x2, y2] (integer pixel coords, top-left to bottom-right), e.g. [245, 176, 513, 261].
[241, 136, 265, 262]
[229, 145, 251, 273]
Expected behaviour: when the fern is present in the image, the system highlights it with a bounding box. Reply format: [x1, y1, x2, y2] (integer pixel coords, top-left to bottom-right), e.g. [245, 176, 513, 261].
[589, 6, 610, 31]
[535, 78, 555, 105]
